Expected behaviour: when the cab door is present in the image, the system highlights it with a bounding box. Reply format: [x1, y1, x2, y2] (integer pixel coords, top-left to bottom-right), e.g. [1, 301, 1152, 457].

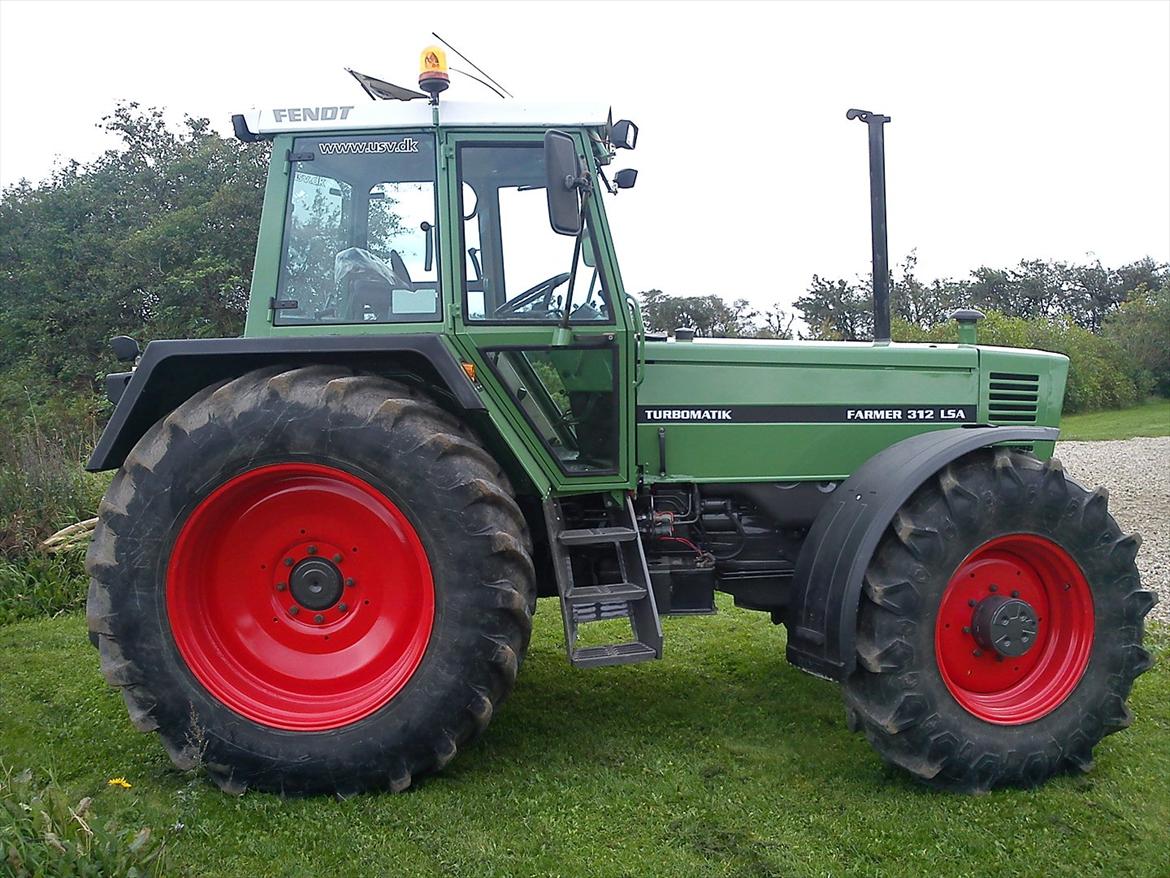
[443, 130, 636, 493]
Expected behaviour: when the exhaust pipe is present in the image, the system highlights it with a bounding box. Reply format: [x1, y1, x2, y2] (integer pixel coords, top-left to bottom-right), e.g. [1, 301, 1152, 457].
[847, 108, 892, 344]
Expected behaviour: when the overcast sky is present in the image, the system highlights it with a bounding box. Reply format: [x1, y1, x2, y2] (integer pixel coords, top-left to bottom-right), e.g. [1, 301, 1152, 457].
[1, 0, 1167, 311]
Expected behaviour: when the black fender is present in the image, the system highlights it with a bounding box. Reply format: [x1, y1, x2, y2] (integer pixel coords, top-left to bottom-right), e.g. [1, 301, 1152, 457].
[86, 335, 484, 472]
[784, 425, 1060, 681]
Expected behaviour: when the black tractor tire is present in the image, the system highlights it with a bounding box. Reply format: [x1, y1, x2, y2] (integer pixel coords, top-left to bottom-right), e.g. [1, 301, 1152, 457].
[843, 447, 1157, 792]
[86, 365, 535, 795]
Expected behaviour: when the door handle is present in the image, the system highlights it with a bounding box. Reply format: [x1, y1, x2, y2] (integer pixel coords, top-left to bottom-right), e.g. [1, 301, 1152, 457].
[626, 294, 645, 387]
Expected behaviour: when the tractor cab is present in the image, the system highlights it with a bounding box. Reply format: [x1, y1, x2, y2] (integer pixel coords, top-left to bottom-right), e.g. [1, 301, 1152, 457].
[233, 56, 643, 492]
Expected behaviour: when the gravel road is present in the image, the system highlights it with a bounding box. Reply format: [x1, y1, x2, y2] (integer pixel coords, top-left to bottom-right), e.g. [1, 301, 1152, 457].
[1055, 437, 1169, 623]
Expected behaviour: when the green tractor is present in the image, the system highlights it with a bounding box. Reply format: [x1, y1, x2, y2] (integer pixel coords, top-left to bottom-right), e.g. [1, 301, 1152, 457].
[85, 53, 1155, 796]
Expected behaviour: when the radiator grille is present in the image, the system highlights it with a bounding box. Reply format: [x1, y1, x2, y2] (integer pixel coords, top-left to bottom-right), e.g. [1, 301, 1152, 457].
[987, 371, 1040, 424]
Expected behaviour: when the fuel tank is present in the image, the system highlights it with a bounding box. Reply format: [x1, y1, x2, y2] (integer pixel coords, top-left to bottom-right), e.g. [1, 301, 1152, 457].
[634, 338, 1066, 483]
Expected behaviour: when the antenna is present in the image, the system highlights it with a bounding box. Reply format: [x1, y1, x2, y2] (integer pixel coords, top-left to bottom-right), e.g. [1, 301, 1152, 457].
[431, 32, 513, 98]
[451, 67, 507, 100]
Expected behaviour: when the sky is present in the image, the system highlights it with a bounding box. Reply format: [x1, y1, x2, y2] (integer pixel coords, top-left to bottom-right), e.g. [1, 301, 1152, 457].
[1, 0, 1167, 313]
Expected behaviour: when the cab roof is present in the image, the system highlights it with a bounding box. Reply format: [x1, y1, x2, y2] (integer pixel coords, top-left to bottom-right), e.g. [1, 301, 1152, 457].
[237, 100, 612, 138]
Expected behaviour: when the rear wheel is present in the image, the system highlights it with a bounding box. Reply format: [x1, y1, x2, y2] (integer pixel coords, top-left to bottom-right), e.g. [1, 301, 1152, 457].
[843, 448, 1156, 791]
[86, 366, 535, 795]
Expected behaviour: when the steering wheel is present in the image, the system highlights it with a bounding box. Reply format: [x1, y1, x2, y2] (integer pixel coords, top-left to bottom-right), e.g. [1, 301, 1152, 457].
[389, 250, 414, 290]
[494, 272, 572, 317]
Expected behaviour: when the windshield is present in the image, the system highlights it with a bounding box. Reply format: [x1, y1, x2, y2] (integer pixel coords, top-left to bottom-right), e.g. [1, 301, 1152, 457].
[457, 142, 611, 323]
[275, 133, 439, 325]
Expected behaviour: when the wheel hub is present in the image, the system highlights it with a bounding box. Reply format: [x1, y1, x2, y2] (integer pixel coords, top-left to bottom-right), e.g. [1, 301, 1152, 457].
[971, 595, 1038, 658]
[289, 557, 343, 610]
[166, 462, 435, 731]
[934, 533, 1094, 725]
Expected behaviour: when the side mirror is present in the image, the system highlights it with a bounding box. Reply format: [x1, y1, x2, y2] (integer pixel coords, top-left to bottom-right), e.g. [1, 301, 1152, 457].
[611, 119, 638, 150]
[110, 335, 141, 362]
[614, 168, 638, 190]
[544, 130, 583, 236]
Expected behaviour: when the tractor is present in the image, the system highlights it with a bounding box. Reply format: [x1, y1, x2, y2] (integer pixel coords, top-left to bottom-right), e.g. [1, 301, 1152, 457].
[84, 47, 1156, 795]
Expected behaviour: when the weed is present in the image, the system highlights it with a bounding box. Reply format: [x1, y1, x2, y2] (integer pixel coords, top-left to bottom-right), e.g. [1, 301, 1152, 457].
[0, 765, 167, 877]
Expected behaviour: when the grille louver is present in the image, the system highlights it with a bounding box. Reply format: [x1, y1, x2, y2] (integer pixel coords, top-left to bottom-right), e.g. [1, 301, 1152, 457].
[987, 371, 1040, 424]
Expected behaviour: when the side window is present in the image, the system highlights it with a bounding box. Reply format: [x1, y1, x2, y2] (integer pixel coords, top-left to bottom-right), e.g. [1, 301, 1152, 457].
[484, 345, 619, 475]
[367, 181, 437, 316]
[275, 133, 439, 325]
[462, 183, 485, 318]
[458, 143, 611, 323]
[280, 172, 352, 314]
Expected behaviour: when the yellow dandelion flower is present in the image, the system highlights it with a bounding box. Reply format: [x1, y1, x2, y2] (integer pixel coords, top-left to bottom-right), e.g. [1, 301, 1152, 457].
[107, 777, 132, 789]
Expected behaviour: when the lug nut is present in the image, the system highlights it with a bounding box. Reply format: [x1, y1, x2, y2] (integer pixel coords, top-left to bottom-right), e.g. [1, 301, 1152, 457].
[338, 603, 348, 613]
[275, 582, 287, 592]
[972, 649, 983, 657]
[968, 599, 977, 607]
[1011, 589, 1020, 598]
[288, 606, 300, 617]
[284, 557, 294, 567]
[307, 545, 318, 555]
[314, 614, 325, 624]
[989, 584, 998, 593]
[962, 626, 971, 634]
[333, 553, 343, 563]
[345, 578, 355, 588]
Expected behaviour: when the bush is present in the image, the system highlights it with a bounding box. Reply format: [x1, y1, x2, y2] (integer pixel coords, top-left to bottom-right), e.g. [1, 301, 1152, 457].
[892, 311, 1146, 413]
[1103, 284, 1170, 397]
[0, 416, 107, 557]
[0, 766, 167, 877]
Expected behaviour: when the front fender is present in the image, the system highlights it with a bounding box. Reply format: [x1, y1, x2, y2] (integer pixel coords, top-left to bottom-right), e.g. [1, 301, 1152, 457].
[785, 425, 1060, 681]
[87, 335, 484, 472]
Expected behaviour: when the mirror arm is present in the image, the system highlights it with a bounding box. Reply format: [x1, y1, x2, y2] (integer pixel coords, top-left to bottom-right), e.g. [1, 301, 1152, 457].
[559, 193, 592, 330]
[596, 167, 617, 196]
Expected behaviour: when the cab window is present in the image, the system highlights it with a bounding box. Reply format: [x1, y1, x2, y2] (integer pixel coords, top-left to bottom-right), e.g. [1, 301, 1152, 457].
[275, 133, 439, 324]
[457, 142, 611, 323]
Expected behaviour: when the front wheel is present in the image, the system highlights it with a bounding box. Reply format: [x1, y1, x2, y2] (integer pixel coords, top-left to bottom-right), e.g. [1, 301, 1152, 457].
[844, 448, 1157, 792]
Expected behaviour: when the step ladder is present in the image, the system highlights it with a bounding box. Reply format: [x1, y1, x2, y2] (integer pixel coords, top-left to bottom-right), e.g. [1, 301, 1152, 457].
[543, 496, 663, 668]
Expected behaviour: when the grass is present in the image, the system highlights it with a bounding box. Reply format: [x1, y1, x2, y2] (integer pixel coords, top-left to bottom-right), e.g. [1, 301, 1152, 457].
[1, 600, 1167, 878]
[0, 551, 89, 625]
[1060, 397, 1170, 441]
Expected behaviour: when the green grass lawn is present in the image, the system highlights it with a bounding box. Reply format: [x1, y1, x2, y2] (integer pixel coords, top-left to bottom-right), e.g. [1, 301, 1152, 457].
[1, 601, 1168, 878]
[1059, 398, 1170, 441]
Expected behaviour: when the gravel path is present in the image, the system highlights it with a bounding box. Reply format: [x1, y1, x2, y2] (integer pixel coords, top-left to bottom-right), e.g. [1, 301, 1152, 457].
[1055, 437, 1169, 622]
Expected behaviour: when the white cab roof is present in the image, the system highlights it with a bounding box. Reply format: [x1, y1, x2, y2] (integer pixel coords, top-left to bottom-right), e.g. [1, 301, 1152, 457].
[240, 100, 611, 135]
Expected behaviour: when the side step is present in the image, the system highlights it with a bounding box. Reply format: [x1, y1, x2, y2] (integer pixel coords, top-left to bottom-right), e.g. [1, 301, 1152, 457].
[571, 642, 657, 669]
[559, 527, 638, 547]
[566, 582, 647, 602]
[544, 496, 663, 669]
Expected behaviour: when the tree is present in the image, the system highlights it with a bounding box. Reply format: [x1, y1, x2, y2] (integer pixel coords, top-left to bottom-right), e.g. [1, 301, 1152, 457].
[0, 103, 269, 416]
[890, 251, 961, 329]
[638, 290, 757, 337]
[793, 275, 872, 340]
[1103, 282, 1170, 396]
[754, 304, 796, 340]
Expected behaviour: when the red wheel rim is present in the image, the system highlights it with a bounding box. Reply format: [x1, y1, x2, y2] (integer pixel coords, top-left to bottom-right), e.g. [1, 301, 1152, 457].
[935, 534, 1094, 724]
[167, 463, 434, 731]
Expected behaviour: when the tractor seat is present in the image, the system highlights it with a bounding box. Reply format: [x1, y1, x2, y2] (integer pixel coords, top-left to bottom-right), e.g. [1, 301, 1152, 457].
[345, 276, 394, 322]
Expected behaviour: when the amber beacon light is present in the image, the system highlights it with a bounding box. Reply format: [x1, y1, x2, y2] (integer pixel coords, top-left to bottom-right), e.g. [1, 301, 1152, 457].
[418, 46, 450, 100]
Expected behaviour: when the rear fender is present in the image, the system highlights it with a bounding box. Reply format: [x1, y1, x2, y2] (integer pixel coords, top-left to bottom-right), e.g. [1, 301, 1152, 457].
[87, 336, 484, 472]
[785, 425, 1060, 681]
